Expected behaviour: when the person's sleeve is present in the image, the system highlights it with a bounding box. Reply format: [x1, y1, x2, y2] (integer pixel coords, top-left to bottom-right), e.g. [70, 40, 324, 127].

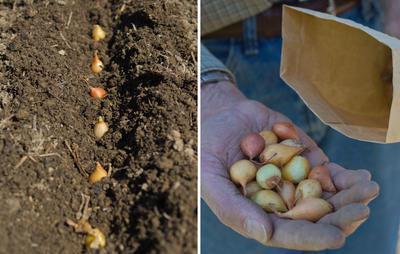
[201, 43, 236, 83]
[201, 0, 274, 35]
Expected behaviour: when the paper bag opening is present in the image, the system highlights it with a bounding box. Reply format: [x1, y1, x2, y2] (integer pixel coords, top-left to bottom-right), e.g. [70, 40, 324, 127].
[280, 6, 400, 143]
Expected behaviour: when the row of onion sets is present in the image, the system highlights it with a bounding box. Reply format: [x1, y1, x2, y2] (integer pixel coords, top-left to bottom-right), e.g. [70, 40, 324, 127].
[66, 24, 109, 250]
[230, 122, 337, 222]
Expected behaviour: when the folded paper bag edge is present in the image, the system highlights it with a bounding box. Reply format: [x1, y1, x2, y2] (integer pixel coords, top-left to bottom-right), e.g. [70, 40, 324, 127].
[283, 5, 400, 49]
[326, 123, 389, 144]
[386, 48, 400, 143]
[280, 5, 399, 143]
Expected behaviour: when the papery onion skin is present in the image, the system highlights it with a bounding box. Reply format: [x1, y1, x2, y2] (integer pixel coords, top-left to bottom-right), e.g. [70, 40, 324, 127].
[280, 139, 304, 148]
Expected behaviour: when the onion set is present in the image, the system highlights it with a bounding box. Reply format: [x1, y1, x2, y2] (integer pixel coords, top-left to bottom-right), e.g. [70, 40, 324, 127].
[308, 166, 337, 193]
[259, 130, 278, 146]
[276, 197, 332, 222]
[251, 190, 287, 213]
[240, 133, 265, 159]
[259, 144, 303, 167]
[94, 116, 108, 139]
[89, 161, 108, 184]
[91, 50, 104, 74]
[229, 160, 257, 194]
[92, 25, 106, 42]
[295, 179, 322, 202]
[89, 87, 107, 99]
[272, 122, 300, 141]
[282, 156, 310, 184]
[256, 164, 281, 189]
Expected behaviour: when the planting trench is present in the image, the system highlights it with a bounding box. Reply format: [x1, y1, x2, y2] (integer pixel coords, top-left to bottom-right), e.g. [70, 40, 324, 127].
[0, 0, 197, 253]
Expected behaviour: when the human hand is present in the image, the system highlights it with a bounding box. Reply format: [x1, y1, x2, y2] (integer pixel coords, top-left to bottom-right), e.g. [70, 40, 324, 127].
[201, 81, 379, 250]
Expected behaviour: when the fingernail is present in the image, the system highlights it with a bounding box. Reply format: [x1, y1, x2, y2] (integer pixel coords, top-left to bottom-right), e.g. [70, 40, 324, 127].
[244, 219, 267, 242]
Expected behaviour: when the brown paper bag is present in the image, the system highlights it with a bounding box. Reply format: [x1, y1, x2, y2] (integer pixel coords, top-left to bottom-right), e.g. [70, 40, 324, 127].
[280, 6, 400, 143]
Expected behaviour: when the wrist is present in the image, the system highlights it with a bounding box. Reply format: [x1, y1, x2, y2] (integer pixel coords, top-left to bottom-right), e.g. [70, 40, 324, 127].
[201, 81, 247, 120]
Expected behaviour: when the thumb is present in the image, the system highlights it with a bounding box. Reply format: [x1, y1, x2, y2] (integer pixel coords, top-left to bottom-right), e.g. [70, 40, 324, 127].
[202, 168, 273, 243]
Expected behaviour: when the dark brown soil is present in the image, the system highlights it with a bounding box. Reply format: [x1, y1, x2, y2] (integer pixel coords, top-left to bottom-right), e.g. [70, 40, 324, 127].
[0, 0, 197, 253]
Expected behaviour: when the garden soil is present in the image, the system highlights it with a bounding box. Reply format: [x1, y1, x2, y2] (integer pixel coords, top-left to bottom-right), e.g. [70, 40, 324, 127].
[0, 0, 197, 253]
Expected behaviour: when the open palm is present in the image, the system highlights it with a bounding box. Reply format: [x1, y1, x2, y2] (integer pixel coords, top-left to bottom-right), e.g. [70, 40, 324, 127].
[201, 84, 379, 250]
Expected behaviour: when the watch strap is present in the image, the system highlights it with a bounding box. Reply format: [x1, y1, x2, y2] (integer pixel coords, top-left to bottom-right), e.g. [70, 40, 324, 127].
[201, 69, 236, 86]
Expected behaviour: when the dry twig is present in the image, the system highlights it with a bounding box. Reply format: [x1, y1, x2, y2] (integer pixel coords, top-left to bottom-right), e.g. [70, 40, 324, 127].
[64, 140, 88, 176]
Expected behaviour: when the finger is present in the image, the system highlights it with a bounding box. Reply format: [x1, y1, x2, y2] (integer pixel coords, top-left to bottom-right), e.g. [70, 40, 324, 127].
[202, 170, 273, 243]
[322, 192, 335, 200]
[266, 216, 345, 250]
[328, 181, 379, 210]
[332, 169, 372, 190]
[324, 162, 345, 176]
[318, 203, 370, 236]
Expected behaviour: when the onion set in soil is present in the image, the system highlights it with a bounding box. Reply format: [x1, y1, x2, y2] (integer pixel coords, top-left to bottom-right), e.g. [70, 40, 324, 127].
[89, 87, 107, 99]
[94, 116, 108, 139]
[92, 25, 106, 41]
[91, 50, 104, 74]
[229, 122, 338, 222]
[88, 162, 108, 184]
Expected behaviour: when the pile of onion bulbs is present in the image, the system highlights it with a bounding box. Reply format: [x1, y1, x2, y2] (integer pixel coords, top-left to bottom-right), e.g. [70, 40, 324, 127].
[229, 122, 337, 222]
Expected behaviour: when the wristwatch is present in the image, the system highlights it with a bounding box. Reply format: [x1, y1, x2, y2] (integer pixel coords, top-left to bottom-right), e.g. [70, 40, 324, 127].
[201, 69, 236, 86]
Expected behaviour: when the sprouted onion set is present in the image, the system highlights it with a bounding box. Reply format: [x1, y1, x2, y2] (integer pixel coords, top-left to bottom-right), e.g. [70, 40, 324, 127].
[66, 24, 108, 249]
[230, 123, 337, 222]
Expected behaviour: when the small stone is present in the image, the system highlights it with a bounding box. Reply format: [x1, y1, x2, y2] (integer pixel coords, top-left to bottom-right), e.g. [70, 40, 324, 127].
[173, 139, 184, 152]
[151, 217, 160, 228]
[141, 183, 148, 191]
[15, 108, 29, 120]
[58, 50, 66, 56]
[26, 8, 38, 18]
[157, 157, 174, 170]
[170, 130, 181, 139]
[184, 147, 194, 158]
[6, 198, 21, 214]
[55, 0, 66, 5]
